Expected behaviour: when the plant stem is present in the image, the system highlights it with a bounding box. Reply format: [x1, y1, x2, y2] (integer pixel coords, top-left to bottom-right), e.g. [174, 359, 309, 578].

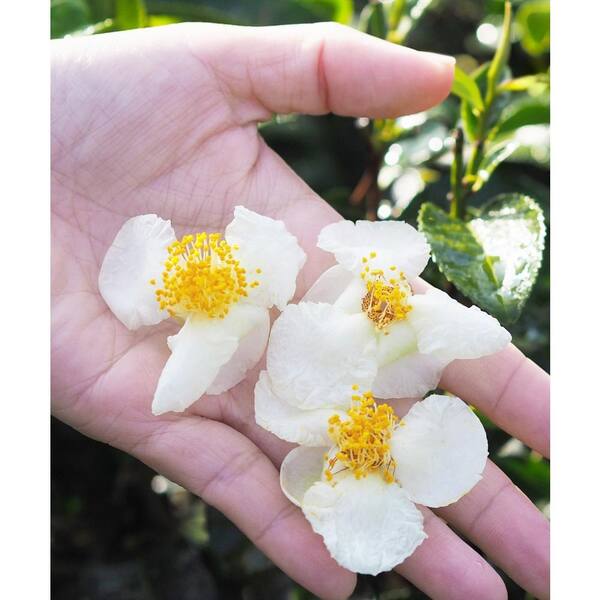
[450, 128, 465, 219]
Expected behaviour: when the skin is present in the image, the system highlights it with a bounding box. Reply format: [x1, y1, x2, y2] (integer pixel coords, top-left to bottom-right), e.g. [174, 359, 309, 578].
[51, 23, 549, 600]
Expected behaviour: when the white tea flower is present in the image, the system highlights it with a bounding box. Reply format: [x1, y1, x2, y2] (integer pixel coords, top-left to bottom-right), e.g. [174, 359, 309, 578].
[98, 206, 306, 415]
[265, 219, 511, 404]
[257, 383, 487, 575]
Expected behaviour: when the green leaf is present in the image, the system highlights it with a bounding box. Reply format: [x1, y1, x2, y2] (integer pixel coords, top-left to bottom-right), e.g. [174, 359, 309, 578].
[115, 0, 147, 29]
[494, 94, 550, 138]
[418, 195, 545, 323]
[451, 67, 484, 112]
[359, 2, 388, 39]
[497, 72, 550, 93]
[51, 0, 92, 38]
[517, 0, 550, 56]
[472, 140, 519, 192]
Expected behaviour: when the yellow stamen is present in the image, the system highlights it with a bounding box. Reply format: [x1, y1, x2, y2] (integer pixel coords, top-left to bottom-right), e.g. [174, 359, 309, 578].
[360, 255, 412, 329]
[326, 391, 398, 483]
[153, 232, 259, 319]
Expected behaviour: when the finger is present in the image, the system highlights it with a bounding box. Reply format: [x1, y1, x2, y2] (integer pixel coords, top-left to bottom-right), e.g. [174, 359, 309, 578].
[196, 22, 455, 120]
[441, 345, 550, 457]
[126, 416, 356, 600]
[435, 460, 550, 600]
[396, 508, 507, 600]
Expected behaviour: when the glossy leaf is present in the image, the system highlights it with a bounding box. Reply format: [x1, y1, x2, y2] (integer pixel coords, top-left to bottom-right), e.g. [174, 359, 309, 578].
[472, 140, 519, 192]
[494, 94, 550, 138]
[451, 67, 484, 112]
[497, 72, 550, 93]
[517, 0, 550, 55]
[418, 195, 545, 323]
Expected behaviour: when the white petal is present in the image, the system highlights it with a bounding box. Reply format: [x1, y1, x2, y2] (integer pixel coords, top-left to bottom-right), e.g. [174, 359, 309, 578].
[318, 220, 430, 279]
[254, 371, 341, 446]
[390, 394, 488, 508]
[302, 475, 426, 575]
[98, 215, 176, 330]
[207, 306, 270, 395]
[373, 352, 446, 399]
[152, 304, 265, 415]
[409, 288, 511, 363]
[301, 265, 355, 304]
[266, 303, 378, 410]
[225, 206, 306, 310]
[280, 446, 328, 507]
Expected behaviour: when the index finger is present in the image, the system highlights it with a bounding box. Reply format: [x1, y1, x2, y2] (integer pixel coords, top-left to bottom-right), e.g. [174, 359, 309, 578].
[441, 344, 550, 457]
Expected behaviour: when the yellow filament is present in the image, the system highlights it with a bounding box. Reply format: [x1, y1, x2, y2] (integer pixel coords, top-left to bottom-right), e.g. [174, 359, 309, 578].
[151, 232, 258, 319]
[360, 255, 412, 329]
[325, 391, 398, 483]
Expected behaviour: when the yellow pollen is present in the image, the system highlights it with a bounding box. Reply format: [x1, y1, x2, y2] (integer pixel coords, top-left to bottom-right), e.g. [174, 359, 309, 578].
[325, 391, 398, 483]
[360, 255, 412, 329]
[153, 232, 260, 319]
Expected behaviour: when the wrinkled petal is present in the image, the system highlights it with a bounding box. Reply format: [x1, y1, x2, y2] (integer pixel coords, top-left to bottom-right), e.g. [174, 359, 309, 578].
[225, 206, 306, 310]
[302, 265, 355, 304]
[255, 371, 342, 446]
[408, 288, 511, 363]
[280, 446, 328, 507]
[318, 220, 430, 279]
[267, 302, 378, 410]
[373, 352, 446, 399]
[390, 394, 488, 508]
[98, 214, 176, 330]
[207, 307, 270, 395]
[152, 304, 266, 415]
[302, 475, 426, 575]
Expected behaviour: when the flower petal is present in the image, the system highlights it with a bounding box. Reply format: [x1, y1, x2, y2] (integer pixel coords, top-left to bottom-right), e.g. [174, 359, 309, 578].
[98, 214, 176, 330]
[302, 475, 426, 575]
[280, 446, 328, 507]
[408, 288, 511, 363]
[207, 306, 270, 395]
[152, 303, 265, 415]
[318, 220, 430, 278]
[254, 371, 342, 446]
[301, 265, 355, 304]
[267, 302, 378, 410]
[390, 394, 488, 508]
[225, 206, 306, 310]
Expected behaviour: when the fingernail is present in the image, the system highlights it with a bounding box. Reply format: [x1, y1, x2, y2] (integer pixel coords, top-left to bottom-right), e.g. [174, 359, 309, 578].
[422, 51, 456, 68]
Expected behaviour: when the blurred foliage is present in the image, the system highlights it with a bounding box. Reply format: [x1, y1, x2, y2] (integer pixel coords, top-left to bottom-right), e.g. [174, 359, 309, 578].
[51, 1, 550, 599]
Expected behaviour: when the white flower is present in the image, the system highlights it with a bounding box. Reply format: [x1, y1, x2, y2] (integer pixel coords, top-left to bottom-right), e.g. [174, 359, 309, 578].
[264, 219, 511, 404]
[256, 381, 487, 575]
[98, 206, 306, 415]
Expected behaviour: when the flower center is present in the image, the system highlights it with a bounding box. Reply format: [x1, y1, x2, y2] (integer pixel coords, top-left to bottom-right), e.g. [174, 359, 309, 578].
[151, 232, 259, 319]
[360, 253, 412, 330]
[325, 389, 398, 483]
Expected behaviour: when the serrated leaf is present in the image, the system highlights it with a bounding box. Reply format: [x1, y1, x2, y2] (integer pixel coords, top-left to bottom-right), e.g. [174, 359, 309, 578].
[451, 67, 484, 112]
[418, 195, 545, 323]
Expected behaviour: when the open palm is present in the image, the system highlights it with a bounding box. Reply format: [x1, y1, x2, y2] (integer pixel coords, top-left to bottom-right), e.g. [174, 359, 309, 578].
[51, 23, 549, 600]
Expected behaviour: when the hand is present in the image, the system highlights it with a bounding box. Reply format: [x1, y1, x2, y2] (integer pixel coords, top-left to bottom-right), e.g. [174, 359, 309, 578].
[51, 23, 549, 600]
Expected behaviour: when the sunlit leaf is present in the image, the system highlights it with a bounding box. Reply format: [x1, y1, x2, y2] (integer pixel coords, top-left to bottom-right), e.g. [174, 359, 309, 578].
[517, 0, 550, 55]
[418, 195, 545, 323]
[486, 0, 512, 99]
[451, 67, 484, 112]
[116, 0, 147, 29]
[472, 140, 520, 191]
[494, 94, 550, 138]
[497, 72, 550, 93]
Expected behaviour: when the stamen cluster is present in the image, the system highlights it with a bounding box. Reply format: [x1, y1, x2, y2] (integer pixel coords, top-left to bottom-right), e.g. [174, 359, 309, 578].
[326, 389, 399, 483]
[360, 253, 412, 329]
[152, 232, 259, 319]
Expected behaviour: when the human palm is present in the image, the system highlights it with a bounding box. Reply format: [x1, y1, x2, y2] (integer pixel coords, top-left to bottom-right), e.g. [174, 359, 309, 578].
[51, 23, 549, 600]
